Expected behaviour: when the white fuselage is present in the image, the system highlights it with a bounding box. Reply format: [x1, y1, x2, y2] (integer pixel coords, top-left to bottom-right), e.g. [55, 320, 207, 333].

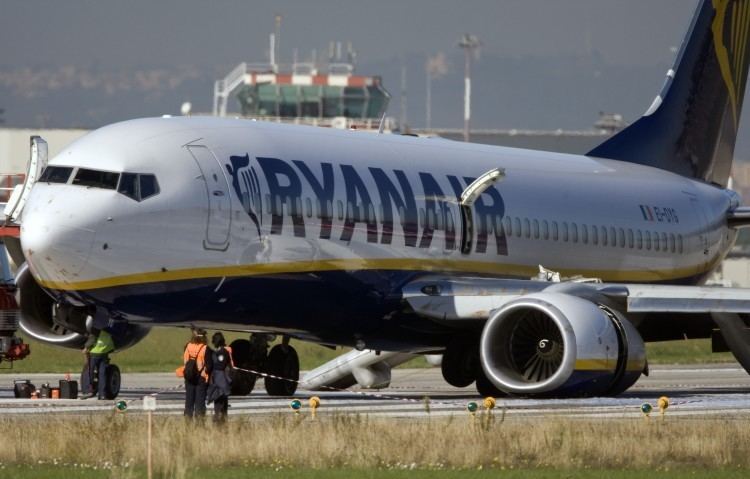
[18, 117, 736, 342]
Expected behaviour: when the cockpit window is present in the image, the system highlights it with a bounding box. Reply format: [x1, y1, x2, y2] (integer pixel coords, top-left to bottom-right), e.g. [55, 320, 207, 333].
[117, 173, 160, 201]
[118, 173, 138, 200]
[73, 168, 120, 189]
[39, 166, 73, 184]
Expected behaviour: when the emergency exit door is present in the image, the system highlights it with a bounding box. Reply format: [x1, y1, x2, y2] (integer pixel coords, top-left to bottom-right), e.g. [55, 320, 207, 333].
[187, 145, 232, 250]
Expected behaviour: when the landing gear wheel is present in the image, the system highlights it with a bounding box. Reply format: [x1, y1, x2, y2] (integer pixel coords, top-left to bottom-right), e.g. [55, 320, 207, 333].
[264, 344, 299, 396]
[441, 340, 478, 388]
[475, 367, 507, 398]
[229, 339, 259, 396]
[103, 364, 121, 400]
[80, 361, 121, 399]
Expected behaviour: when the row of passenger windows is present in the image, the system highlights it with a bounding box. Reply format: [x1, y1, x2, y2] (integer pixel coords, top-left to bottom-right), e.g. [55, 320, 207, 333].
[264, 196, 685, 254]
[502, 216, 684, 254]
[40, 166, 160, 202]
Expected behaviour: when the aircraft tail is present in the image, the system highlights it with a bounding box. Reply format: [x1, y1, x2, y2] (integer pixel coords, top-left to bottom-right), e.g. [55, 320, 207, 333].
[588, 0, 750, 187]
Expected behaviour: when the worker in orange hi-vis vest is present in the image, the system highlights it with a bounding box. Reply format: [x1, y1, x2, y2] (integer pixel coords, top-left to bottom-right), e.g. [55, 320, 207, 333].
[180, 328, 211, 418]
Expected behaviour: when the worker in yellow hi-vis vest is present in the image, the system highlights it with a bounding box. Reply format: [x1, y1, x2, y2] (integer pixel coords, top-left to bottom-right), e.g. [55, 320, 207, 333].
[82, 327, 115, 400]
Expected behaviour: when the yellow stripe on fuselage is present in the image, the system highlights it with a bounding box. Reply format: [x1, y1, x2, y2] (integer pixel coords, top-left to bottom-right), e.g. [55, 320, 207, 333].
[36, 257, 714, 292]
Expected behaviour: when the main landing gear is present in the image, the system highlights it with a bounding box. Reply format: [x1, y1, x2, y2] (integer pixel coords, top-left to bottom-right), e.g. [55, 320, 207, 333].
[441, 337, 506, 398]
[80, 359, 121, 400]
[230, 334, 299, 397]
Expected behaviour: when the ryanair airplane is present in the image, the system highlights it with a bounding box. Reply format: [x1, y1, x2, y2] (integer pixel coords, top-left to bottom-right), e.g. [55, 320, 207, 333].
[11, 0, 750, 397]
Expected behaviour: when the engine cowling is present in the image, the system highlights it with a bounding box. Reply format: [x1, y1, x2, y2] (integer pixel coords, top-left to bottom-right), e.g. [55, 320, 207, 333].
[479, 292, 645, 397]
[15, 263, 149, 351]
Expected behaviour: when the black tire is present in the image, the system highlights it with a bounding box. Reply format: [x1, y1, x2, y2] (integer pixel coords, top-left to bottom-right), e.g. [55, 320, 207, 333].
[104, 364, 121, 399]
[229, 339, 258, 396]
[264, 344, 299, 396]
[475, 367, 507, 398]
[441, 340, 478, 388]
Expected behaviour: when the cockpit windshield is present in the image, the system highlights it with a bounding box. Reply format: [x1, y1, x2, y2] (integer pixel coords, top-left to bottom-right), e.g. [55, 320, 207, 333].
[117, 173, 160, 201]
[39, 166, 74, 184]
[73, 168, 120, 189]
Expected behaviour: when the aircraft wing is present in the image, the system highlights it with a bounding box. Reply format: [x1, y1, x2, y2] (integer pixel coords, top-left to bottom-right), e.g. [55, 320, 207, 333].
[401, 274, 750, 320]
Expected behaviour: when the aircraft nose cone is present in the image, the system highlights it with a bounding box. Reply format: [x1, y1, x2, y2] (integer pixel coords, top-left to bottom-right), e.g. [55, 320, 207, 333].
[20, 188, 97, 286]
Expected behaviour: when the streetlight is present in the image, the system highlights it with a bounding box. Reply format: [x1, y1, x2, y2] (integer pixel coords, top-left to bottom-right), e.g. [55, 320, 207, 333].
[458, 34, 480, 142]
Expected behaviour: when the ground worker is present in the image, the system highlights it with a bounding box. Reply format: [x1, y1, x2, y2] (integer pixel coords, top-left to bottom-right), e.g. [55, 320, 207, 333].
[181, 328, 211, 418]
[207, 332, 234, 423]
[83, 327, 115, 400]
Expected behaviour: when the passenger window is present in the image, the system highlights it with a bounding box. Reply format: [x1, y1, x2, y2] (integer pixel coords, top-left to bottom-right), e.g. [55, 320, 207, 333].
[581, 224, 588, 244]
[644, 231, 651, 250]
[571, 223, 578, 243]
[40, 166, 74, 184]
[523, 218, 531, 239]
[533, 219, 540, 239]
[552, 222, 559, 241]
[562, 222, 569, 242]
[660, 232, 668, 251]
[504, 217, 513, 237]
[337, 200, 344, 220]
[627, 229, 634, 249]
[669, 234, 676, 253]
[591, 225, 598, 245]
[636, 230, 643, 250]
[542, 220, 549, 240]
[600, 226, 607, 247]
[610, 227, 617, 247]
[677, 234, 684, 254]
[654, 232, 660, 251]
[514, 217, 522, 238]
[618, 228, 626, 248]
[74, 168, 120, 189]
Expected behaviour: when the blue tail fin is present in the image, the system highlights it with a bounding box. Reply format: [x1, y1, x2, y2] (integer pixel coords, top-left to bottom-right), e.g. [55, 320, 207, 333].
[588, 0, 750, 187]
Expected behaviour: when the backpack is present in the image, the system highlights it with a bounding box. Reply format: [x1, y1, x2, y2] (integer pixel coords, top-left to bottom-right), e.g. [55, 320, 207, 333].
[184, 345, 205, 384]
[213, 347, 234, 383]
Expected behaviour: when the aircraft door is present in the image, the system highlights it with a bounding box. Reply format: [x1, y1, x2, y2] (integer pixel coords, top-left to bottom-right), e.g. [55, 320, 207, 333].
[187, 145, 232, 251]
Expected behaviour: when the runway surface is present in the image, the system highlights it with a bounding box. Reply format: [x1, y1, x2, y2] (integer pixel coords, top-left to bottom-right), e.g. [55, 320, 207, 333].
[1, 364, 749, 419]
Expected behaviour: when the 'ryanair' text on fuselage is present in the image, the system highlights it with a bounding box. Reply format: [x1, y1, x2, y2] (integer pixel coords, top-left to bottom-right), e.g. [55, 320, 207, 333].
[226, 155, 509, 256]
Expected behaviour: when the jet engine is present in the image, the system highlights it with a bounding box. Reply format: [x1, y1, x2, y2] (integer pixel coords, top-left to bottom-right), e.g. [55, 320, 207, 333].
[15, 263, 149, 350]
[479, 292, 645, 397]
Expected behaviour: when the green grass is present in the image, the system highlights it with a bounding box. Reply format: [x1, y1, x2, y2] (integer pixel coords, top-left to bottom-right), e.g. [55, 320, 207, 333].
[2, 329, 344, 374]
[0, 465, 747, 479]
[646, 339, 735, 364]
[0, 329, 738, 375]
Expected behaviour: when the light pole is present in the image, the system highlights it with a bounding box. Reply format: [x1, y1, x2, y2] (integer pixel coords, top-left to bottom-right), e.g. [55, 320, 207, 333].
[458, 34, 480, 142]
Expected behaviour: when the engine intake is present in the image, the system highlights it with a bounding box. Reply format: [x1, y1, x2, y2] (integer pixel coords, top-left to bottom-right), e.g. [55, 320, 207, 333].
[15, 263, 149, 351]
[479, 292, 645, 397]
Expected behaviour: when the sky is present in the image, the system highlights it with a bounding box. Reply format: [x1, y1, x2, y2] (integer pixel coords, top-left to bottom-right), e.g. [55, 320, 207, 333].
[1, 0, 693, 69]
[0, 0, 726, 134]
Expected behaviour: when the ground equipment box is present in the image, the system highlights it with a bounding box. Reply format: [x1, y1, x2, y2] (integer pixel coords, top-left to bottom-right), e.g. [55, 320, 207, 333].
[13, 379, 35, 398]
[59, 379, 78, 399]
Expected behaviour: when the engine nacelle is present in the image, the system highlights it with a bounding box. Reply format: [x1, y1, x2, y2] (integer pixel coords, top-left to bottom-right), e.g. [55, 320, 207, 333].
[15, 263, 149, 351]
[479, 292, 645, 397]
